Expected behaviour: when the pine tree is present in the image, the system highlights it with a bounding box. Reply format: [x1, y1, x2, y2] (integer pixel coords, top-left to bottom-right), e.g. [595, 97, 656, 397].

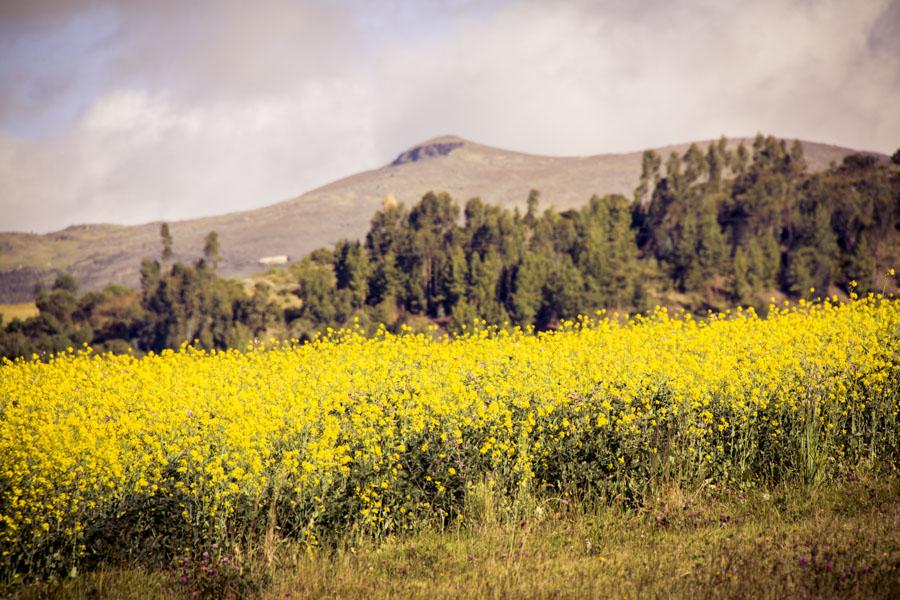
[203, 231, 220, 270]
[334, 240, 370, 309]
[732, 246, 752, 303]
[706, 143, 722, 188]
[634, 150, 661, 205]
[525, 189, 540, 228]
[683, 143, 707, 185]
[160, 223, 173, 261]
[734, 143, 749, 175]
[510, 251, 545, 326]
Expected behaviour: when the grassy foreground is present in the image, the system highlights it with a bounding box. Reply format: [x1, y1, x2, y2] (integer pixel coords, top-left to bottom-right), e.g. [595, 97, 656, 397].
[12, 476, 900, 599]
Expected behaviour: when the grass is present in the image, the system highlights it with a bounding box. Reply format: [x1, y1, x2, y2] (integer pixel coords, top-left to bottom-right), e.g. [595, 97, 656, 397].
[12, 475, 899, 599]
[0, 303, 37, 322]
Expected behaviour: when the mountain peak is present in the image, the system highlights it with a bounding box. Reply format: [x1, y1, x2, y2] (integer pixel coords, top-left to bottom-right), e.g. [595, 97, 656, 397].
[391, 135, 467, 166]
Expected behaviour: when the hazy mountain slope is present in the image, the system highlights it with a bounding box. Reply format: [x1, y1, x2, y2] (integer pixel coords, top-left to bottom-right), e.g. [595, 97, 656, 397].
[0, 135, 879, 302]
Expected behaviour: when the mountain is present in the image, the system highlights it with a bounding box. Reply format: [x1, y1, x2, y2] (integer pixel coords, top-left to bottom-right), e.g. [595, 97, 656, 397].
[0, 135, 882, 302]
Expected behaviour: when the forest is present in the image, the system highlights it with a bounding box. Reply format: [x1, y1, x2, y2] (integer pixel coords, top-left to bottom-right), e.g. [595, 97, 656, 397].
[1, 135, 898, 359]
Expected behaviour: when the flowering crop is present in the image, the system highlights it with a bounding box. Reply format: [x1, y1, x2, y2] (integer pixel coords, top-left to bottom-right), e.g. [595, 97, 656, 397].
[1, 296, 898, 579]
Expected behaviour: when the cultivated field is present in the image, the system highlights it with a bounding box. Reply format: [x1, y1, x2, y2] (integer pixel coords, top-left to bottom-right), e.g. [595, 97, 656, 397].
[1, 296, 898, 597]
[0, 304, 38, 323]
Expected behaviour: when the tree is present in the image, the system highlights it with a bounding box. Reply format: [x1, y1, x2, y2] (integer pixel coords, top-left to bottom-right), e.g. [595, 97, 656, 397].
[237, 282, 280, 336]
[367, 251, 402, 307]
[634, 150, 661, 205]
[683, 143, 707, 185]
[734, 142, 750, 176]
[537, 253, 583, 330]
[789, 140, 807, 175]
[404, 192, 460, 316]
[706, 143, 723, 187]
[334, 240, 370, 309]
[35, 273, 79, 325]
[140, 259, 162, 296]
[732, 246, 752, 303]
[438, 245, 468, 316]
[525, 189, 540, 228]
[160, 223, 173, 261]
[467, 249, 503, 319]
[574, 194, 638, 310]
[694, 194, 728, 287]
[296, 259, 337, 324]
[510, 250, 545, 325]
[366, 200, 407, 259]
[203, 231, 220, 270]
[717, 135, 732, 171]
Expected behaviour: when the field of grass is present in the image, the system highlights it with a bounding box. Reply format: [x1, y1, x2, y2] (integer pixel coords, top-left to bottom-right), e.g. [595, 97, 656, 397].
[1, 295, 898, 597]
[0, 303, 37, 322]
[13, 477, 900, 599]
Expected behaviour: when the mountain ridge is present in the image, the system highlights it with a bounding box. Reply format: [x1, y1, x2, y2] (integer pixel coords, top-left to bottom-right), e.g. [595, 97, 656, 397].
[0, 135, 885, 302]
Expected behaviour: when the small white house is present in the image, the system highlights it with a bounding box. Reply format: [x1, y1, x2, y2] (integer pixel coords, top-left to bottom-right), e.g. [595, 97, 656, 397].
[258, 255, 289, 266]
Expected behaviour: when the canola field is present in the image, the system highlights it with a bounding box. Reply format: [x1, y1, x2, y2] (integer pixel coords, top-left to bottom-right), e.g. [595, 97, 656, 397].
[1, 297, 898, 580]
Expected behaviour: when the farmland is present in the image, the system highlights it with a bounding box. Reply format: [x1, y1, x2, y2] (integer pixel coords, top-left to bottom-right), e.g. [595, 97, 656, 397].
[1, 295, 898, 597]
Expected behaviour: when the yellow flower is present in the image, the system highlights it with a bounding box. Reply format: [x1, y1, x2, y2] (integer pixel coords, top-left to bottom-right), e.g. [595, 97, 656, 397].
[0, 294, 895, 575]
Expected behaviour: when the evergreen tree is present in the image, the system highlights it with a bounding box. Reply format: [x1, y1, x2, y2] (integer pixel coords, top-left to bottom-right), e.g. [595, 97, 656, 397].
[295, 259, 337, 325]
[734, 142, 750, 175]
[706, 143, 723, 187]
[203, 231, 220, 270]
[525, 189, 540, 228]
[634, 150, 661, 205]
[683, 143, 707, 185]
[510, 250, 545, 325]
[367, 251, 402, 307]
[160, 223, 173, 261]
[334, 240, 370, 309]
[731, 246, 752, 303]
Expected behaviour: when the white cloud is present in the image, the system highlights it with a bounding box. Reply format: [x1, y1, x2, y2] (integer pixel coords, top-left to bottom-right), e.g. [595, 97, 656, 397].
[1, 83, 376, 231]
[370, 0, 900, 156]
[1, 0, 898, 232]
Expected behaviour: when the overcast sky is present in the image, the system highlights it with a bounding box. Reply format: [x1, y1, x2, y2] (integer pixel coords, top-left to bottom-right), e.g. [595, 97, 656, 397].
[1, 0, 898, 233]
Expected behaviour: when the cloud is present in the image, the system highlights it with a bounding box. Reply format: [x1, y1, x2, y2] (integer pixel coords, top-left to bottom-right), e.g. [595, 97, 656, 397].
[0, 84, 376, 231]
[1, 0, 898, 232]
[370, 0, 900, 156]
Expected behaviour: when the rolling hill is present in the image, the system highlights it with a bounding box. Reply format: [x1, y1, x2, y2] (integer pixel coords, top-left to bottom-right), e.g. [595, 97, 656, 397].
[0, 135, 880, 302]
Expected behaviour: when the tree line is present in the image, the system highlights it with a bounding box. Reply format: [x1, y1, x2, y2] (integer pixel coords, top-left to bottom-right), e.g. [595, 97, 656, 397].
[2, 135, 898, 359]
[0, 231, 279, 359]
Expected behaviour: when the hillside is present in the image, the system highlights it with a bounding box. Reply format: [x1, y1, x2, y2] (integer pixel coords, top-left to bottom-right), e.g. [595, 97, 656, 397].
[0, 135, 880, 302]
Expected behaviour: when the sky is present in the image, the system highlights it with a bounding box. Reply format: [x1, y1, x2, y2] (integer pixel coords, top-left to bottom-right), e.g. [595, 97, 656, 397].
[1, 0, 898, 233]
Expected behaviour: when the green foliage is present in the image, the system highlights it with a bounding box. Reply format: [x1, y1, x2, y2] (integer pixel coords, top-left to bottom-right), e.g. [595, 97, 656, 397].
[140, 261, 252, 352]
[203, 231, 220, 270]
[160, 223, 173, 261]
[0, 232, 283, 358]
[334, 240, 370, 309]
[295, 258, 338, 325]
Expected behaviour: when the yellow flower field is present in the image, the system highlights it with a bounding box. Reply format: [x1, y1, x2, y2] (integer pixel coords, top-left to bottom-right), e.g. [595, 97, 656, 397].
[1, 296, 898, 579]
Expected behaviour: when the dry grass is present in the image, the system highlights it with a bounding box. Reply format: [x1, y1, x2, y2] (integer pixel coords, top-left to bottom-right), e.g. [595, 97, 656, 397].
[13, 476, 899, 600]
[0, 303, 37, 322]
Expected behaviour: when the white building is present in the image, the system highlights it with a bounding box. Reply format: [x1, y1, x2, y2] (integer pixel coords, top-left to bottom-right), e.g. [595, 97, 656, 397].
[258, 255, 289, 266]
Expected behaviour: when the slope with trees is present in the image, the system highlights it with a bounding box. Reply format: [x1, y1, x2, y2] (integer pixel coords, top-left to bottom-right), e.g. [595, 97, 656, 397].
[1, 136, 897, 359]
